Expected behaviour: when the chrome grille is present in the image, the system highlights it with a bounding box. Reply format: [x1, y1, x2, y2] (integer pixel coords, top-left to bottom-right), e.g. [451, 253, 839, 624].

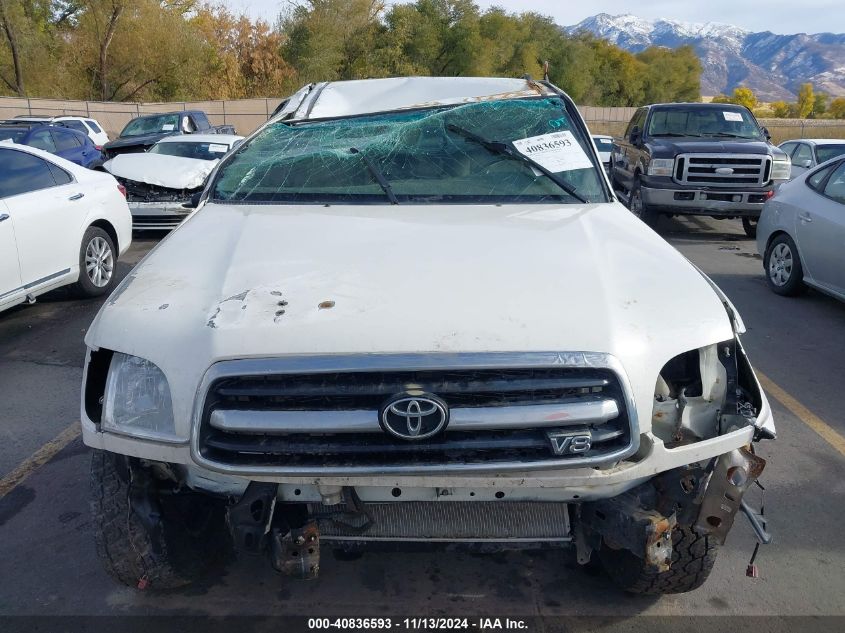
[192, 353, 639, 475]
[675, 153, 772, 186]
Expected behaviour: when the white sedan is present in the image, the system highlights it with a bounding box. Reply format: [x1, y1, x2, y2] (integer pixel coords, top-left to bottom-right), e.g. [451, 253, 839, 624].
[0, 142, 132, 313]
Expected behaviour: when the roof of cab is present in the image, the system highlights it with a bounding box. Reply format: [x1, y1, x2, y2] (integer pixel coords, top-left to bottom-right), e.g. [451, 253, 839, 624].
[283, 76, 556, 122]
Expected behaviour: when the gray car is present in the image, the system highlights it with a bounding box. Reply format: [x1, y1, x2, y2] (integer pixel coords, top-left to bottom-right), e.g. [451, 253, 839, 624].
[757, 156, 845, 300]
[778, 139, 845, 179]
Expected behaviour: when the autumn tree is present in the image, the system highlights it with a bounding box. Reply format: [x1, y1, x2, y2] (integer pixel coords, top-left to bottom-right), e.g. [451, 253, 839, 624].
[770, 101, 790, 118]
[830, 97, 845, 119]
[796, 83, 814, 118]
[191, 4, 293, 98]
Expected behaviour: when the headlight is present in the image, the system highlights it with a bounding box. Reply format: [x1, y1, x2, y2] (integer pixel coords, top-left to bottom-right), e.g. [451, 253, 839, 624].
[771, 158, 791, 181]
[102, 352, 178, 441]
[647, 158, 675, 177]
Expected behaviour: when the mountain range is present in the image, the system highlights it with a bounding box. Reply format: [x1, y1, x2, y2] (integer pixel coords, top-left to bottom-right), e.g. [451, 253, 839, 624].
[564, 14, 845, 101]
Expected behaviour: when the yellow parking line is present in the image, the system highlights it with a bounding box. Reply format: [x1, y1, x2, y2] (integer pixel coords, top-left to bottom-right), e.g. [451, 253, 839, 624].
[0, 422, 81, 500]
[757, 371, 845, 458]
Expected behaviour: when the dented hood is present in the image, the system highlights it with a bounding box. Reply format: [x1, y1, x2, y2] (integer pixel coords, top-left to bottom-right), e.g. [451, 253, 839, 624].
[87, 201, 734, 431]
[103, 153, 217, 189]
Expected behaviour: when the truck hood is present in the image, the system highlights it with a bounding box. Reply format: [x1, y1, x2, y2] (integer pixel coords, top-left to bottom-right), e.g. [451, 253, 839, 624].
[88, 202, 735, 432]
[104, 132, 172, 153]
[650, 137, 780, 157]
[103, 153, 217, 189]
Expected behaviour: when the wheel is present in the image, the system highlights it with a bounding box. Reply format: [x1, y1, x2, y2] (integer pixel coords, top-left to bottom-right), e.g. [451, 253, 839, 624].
[598, 526, 717, 595]
[764, 233, 807, 296]
[629, 177, 659, 228]
[90, 450, 229, 590]
[73, 227, 116, 297]
[742, 217, 758, 238]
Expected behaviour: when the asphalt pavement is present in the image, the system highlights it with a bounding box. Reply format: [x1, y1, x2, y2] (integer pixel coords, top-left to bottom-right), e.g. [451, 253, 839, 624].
[0, 218, 843, 626]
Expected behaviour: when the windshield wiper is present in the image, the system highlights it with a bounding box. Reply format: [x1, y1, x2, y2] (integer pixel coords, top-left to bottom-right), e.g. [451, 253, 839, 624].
[652, 133, 700, 137]
[445, 124, 588, 203]
[350, 147, 399, 204]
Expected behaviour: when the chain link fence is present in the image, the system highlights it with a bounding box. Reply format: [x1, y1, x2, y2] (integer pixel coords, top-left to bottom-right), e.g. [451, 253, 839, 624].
[2, 96, 844, 144]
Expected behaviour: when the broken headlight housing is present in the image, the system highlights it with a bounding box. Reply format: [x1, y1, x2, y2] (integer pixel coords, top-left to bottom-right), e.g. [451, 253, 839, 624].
[102, 352, 178, 441]
[652, 339, 760, 446]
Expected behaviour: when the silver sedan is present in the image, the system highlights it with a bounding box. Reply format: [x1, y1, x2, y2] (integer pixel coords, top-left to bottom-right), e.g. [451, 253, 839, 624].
[757, 156, 845, 300]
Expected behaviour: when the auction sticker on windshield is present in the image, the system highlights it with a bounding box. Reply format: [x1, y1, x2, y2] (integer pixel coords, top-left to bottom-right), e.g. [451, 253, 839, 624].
[513, 131, 593, 173]
[723, 111, 744, 122]
[209, 143, 229, 153]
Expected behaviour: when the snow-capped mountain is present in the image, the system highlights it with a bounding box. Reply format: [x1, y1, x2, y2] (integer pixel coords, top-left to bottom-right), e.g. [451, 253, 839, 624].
[565, 13, 845, 100]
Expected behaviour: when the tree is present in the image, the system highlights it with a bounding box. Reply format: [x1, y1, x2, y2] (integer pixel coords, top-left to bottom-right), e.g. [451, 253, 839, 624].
[731, 86, 757, 110]
[830, 97, 845, 120]
[0, 0, 25, 94]
[770, 101, 790, 118]
[811, 92, 828, 118]
[796, 83, 814, 118]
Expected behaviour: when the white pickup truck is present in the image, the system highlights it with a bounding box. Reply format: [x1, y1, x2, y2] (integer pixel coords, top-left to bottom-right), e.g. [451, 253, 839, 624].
[81, 77, 775, 594]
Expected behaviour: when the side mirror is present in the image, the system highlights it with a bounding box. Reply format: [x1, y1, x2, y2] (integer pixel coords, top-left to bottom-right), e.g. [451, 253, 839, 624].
[800, 159, 813, 169]
[762, 127, 771, 141]
[629, 126, 642, 146]
[184, 191, 202, 209]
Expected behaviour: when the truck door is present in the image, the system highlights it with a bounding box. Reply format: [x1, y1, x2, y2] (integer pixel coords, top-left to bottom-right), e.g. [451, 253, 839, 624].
[615, 108, 646, 191]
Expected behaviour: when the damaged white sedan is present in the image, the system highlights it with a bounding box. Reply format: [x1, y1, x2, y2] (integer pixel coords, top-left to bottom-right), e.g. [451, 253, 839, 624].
[82, 77, 775, 594]
[103, 133, 242, 230]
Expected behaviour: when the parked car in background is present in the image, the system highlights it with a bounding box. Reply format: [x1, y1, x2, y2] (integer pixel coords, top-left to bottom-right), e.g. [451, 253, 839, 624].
[0, 142, 132, 313]
[778, 139, 845, 180]
[14, 115, 110, 148]
[104, 133, 243, 230]
[0, 121, 104, 168]
[757, 156, 845, 301]
[592, 134, 613, 172]
[103, 111, 236, 159]
[82, 77, 775, 596]
[611, 103, 791, 237]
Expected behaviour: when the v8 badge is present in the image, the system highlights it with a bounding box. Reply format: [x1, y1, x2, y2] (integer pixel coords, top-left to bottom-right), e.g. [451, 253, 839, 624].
[546, 430, 592, 455]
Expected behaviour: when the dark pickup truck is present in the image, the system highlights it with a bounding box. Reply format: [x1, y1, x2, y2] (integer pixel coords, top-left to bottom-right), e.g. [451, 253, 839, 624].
[611, 103, 791, 236]
[103, 110, 235, 159]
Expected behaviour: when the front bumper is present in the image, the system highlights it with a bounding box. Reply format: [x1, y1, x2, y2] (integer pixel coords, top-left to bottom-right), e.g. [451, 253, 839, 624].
[641, 185, 770, 216]
[81, 418, 762, 502]
[128, 200, 191, 230]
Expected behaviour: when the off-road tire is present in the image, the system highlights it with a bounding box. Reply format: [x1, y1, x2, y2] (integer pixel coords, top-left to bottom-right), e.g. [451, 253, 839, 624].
[90, 449, 228, 590]
[73, 226, 117, 298]
[764, 233, 807, 296]
[742, 217, 758, 238]
[598, 526, 718, 595]
[629, 177, 659, 228]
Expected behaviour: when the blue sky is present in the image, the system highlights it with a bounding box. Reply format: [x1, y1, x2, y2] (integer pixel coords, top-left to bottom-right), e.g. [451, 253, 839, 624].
[230, 0, 844, 35]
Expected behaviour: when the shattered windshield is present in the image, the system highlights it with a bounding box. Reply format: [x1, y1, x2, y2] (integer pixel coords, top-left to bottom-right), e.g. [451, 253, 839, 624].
[150, 141, 231, 160]
[120, 114, 180, 138]
[647, 106, 763, 139]
[211, 98, 607, 204]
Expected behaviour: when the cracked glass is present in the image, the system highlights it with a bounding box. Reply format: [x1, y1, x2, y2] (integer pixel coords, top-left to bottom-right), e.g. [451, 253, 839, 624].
[212, 98, 607, 205]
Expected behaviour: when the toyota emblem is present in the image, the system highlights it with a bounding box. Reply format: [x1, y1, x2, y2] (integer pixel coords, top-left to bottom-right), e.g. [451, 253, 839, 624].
[380, 393, 449, 440]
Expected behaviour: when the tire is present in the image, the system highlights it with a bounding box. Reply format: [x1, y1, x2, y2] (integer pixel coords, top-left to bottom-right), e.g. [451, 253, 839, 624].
[629, 177, 659, 228]
[73, 226, 117, 297]
[764, 233, 807, 296]
[742, 217, 758, 238]
[598, 525, 717, 595]
[90, 450, 229, 590]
